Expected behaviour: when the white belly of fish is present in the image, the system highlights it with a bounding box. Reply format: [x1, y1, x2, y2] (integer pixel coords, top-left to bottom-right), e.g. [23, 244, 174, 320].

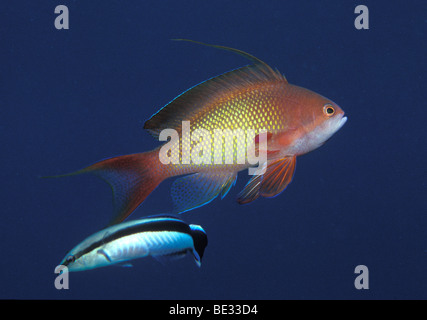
[100, 231, 194, 264]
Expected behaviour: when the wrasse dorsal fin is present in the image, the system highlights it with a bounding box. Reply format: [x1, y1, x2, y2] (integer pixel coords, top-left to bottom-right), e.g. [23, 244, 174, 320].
[143, 40, 287, 139]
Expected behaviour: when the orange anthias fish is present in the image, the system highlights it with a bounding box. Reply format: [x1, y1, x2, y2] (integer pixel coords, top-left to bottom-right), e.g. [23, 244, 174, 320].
[55, 39, 347, 225]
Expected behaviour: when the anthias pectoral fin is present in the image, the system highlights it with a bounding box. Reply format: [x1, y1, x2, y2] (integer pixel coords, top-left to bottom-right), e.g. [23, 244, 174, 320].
[259, 156, 296, 198]
[97, 249, 112, 263]
[237, 156, 296, 204]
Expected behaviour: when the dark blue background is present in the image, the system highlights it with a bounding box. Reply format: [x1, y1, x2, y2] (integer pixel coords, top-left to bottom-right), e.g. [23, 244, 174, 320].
[1, 0, 425, 299]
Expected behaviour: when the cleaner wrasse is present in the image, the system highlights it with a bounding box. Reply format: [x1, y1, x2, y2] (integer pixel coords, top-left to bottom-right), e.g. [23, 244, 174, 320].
[50, 39, 347, 225]
[59, 215, 208, 272]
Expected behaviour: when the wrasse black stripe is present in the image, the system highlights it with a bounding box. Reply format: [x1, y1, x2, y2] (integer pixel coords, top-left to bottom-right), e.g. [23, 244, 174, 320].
[71, 217, 192, 263]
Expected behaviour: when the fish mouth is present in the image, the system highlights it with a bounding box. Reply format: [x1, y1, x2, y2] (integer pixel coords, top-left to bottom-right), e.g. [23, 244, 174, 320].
[336, 115, 347, 131]
[321, 115, 347, 145]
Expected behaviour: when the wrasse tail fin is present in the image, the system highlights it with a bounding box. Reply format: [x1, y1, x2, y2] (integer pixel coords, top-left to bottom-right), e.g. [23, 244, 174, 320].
[45, 152, 164, 226]
[171, 172, 237, 214]
[237, 156, 296, 204]
[189, 224, 208, 267]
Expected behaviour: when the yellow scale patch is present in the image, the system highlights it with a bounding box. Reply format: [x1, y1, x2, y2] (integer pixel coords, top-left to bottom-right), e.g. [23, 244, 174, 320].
[169, 84, 287, 172]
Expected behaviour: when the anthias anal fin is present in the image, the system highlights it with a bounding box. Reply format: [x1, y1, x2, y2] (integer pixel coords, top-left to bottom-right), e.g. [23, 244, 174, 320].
[237, 156, 296, 204]
[171, 172, 237, 213]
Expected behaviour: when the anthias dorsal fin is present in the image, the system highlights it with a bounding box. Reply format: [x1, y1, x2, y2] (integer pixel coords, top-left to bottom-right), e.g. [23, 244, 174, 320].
[143, 39, 287, 138]
[172, 39, 277, 73]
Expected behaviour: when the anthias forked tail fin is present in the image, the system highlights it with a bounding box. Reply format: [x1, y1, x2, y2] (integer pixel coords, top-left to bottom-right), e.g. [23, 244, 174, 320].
[44, 151, 164, 226]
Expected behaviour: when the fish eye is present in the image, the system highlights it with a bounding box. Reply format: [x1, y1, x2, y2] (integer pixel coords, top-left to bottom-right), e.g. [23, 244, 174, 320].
[66, 255, 75, 263]
[323, 104, 335, 117]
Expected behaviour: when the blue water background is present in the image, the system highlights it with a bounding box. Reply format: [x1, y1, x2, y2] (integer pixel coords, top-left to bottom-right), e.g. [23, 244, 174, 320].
[1, 0, 425, 299]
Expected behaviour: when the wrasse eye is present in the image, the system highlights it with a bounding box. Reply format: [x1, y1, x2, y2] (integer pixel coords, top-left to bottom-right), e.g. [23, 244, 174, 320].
[66, 255, 75, 263]
[323, 104, 335, 117]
